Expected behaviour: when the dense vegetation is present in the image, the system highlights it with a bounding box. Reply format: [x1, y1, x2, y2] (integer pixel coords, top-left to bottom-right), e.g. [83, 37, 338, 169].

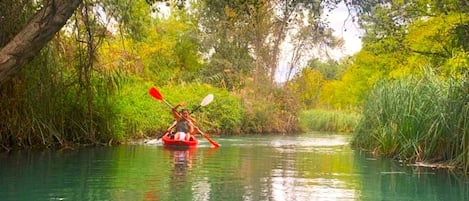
[346, 1, 469, 171]
[299, 109, 360, 133]
[0, 0, 468, 170]
[353, 69, 468, 170]
[0, 0, 339, 150]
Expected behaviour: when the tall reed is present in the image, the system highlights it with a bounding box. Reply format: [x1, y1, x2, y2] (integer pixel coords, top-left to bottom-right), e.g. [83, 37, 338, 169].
[0, 24, 125, 150]
[352, 69, 469, 171]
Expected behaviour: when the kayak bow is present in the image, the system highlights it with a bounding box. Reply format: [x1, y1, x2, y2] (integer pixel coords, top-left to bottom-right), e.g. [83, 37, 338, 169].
[161, 132, 198, 148]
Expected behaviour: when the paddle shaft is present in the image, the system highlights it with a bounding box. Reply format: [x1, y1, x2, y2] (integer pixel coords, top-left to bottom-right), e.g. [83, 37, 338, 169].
[157, 121, 176, 140]
[190, 105, 201, 114]
[171, 106, 220, 148]
[159, 99, 206, 139]
[149, 87, 219, 147]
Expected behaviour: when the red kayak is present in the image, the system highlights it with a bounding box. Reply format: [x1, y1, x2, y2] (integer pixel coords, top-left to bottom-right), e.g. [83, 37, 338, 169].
[161, 132, 198, 148]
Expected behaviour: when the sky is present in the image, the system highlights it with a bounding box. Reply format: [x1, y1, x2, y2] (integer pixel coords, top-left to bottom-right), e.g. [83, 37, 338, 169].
[275, 2, 363, 83]
[326, 2, 363, 59]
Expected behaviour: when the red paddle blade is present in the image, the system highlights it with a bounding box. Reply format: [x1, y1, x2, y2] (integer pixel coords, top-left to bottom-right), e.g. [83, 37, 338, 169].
[200, 132, 220, 148]
[148, 87, 163, 100]
[207, 137, 220, 148]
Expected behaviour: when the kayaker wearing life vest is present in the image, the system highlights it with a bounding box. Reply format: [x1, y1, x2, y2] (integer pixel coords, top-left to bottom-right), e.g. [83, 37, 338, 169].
[170, 102, 197, 141]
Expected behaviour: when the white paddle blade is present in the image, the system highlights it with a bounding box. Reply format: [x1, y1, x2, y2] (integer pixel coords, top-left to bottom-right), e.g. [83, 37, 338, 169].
[200, 94, 214, 106]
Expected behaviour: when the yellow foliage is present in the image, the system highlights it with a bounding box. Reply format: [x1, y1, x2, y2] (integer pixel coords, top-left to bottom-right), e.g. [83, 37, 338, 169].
[289, 68, 324, 109]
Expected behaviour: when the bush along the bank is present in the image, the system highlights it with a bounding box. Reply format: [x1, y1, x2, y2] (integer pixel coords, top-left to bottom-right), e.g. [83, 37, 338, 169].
[117, 83, 244, 138]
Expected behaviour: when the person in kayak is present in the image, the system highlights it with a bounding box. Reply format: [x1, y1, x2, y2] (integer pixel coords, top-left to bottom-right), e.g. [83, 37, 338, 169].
[169, 102, 197, 141]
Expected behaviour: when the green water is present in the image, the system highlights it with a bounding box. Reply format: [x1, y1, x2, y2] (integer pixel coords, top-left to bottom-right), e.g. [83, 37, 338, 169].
[0, 132, 468, 201]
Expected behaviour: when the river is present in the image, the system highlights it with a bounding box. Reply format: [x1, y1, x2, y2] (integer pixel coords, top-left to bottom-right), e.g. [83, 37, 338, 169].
[0, 132, 468, 201]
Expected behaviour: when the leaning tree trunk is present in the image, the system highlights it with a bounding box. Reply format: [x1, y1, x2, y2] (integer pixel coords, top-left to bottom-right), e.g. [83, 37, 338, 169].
[0, 0, 82, 86]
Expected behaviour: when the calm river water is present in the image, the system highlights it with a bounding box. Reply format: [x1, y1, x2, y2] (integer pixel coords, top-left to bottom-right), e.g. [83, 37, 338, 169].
[1, 132, 468, 201]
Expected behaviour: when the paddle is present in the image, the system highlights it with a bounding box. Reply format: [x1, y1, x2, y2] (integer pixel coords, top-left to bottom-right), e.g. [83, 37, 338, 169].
[191, 94, 214, 114]
[156, 93, 214, 140]
[157, 121, 176, 140]
[149, 87, 220, 148]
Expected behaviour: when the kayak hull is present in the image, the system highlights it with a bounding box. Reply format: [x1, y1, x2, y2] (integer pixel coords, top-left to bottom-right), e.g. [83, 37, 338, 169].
[161, 133, 198, 148]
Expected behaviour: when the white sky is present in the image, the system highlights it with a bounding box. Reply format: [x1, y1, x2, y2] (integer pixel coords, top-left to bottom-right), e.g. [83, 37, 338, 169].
[275, 2, 363, 82]
[326, 2, 363, 59]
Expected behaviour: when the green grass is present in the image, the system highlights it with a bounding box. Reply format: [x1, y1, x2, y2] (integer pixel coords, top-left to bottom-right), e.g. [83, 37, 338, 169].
[299, 109, 360, 133]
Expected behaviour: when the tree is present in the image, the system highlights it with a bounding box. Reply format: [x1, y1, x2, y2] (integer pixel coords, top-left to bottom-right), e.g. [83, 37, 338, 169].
[0, 0, 82, 86]
[198, 0, 341, 88]
[1, 0, 375, 88]
[288, 68, 325, 109]
[322, 0, 469, 109]
[0, 0, 161, 148]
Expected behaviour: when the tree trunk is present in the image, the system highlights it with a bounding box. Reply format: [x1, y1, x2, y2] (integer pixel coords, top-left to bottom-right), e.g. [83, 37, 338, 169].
[0, 0, 82, 86]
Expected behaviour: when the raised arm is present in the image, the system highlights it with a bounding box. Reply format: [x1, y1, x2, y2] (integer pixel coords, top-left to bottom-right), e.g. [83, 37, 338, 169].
[171, 102, 186, 119]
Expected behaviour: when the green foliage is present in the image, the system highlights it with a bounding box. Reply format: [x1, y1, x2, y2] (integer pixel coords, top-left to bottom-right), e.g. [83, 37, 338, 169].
[299, 109, 360, 133]
[320, 59, 374, 109]
[0, 0, 158, 149]
[1, 0, 361, 150]
[157, 84, 244, 134]
[114, 82, 244, 137]
[326, 7, 468, 110]
[8, 0, 469, 153]
[197, 0, 256, 90]
[113, 78, 165, 138]
[99, 0, 152, 40]
[288, 59, 349, 110]
[240, 86, 301, 134]
[202, 89, 244, 134]
[0, 0, 37, 46]
[288, 68, 324, 109]
[198, 0, 340, 87]
[352, 68, 469, 169]
[0, 40, 127, 149]
[306, 59, 347, 80]
[405, 12, 469, 77]
[145, 11, 202, 85]
[97, 5, 202, 86]
[136, 82, 301, 136]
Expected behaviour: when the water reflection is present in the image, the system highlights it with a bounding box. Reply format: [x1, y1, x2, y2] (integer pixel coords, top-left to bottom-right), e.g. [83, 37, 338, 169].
[264, 134, 358, 201]
[143, 146, 198, 201]
[353, 150, 469, 201]
[168, 147, 196, 186]
[152, 146, 220, 201]
[1, 133, 469, 201]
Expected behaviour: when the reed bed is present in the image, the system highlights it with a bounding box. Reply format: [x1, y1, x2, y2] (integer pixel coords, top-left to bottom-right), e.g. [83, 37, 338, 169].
[0, 42, 126, 150]
[352, 70, 469, 171]
[299, 109, 360, 133]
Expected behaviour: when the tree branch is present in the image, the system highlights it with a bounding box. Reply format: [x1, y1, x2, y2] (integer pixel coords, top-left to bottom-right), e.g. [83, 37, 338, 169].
[410, 48, 450, 58]
[0, 0, 82, 86]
